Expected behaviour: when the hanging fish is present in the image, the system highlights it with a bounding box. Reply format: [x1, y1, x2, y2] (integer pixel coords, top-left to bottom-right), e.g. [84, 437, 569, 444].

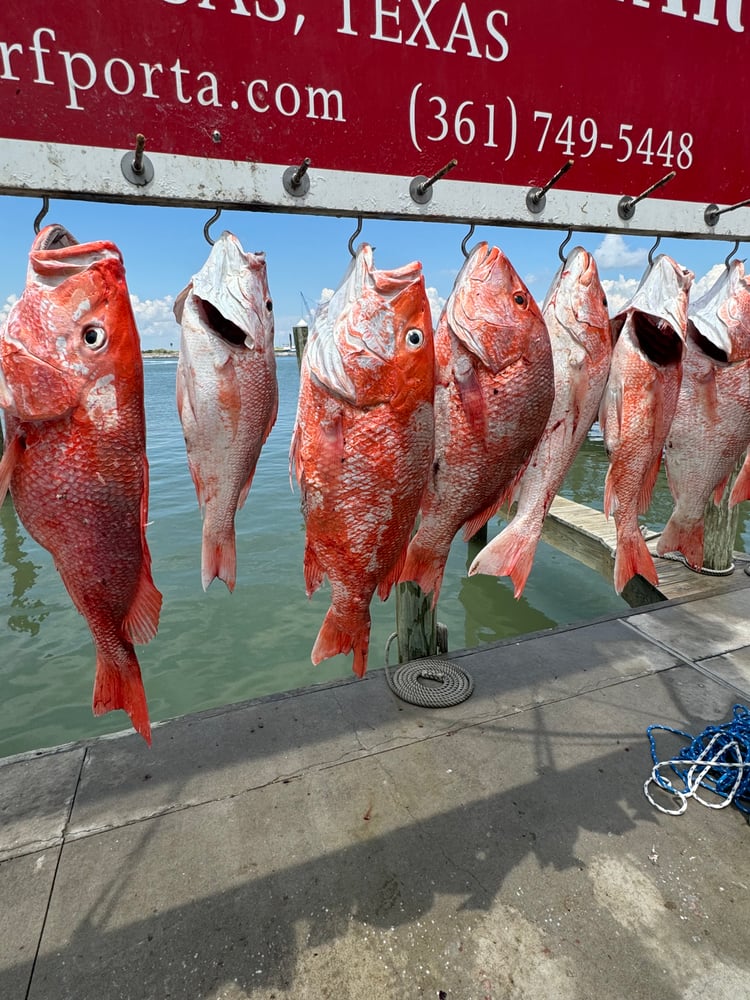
[599, 254, 693, 595]
[290, 243, 434, 677]
[400, 242, 554, 606]
[0, 224, 162, 744]
[175, 231, 278, 592]
[658, 260, 750, 569]
[469, 247, 611, 597]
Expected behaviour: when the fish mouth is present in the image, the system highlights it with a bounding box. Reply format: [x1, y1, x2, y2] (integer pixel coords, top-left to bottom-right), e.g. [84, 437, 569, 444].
[687, 320, 729, 364]
[194, 297, 250, 348]
[34, 224, 79, 253]
[630, 311, 684, 366]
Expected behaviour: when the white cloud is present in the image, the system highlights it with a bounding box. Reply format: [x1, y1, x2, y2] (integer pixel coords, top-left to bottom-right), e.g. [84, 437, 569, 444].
[0, 294, 18, 325]
[692, 263, 725, 301]
[426, 285, 446, 325]
[601, 275, 640, 316]
[593, 234, 647, 271]
[130, 294, 179, 348]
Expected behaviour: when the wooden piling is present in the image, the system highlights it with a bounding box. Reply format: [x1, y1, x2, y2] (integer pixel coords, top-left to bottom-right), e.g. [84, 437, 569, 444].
[703, 460, 743, 571]
[395, 580, 437, 662]
[292, 320, 308, 370]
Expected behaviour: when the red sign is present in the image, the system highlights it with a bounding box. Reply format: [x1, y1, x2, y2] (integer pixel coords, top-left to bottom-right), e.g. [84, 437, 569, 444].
[0, 1, 747, 232]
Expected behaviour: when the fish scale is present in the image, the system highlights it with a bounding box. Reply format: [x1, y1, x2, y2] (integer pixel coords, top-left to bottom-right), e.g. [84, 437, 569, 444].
[291, 243, 435, 678]
[400, 241, 554, 608]
[599, 254, 693, 595]
[0, 225, 161, 743]
[175, 230, 278, 593]
[469, 246, 612, 598]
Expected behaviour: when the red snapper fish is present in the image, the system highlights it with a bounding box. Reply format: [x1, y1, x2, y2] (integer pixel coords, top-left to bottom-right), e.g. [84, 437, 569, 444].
[175, 231, 278, 592]
[469, 247, 611, 597]
[290, 243, 435, 677]
[400, 242, 554, 606]
[599, 254, 693, 595]
[658, 260, 750, 568]
[0, 225, 162, 743]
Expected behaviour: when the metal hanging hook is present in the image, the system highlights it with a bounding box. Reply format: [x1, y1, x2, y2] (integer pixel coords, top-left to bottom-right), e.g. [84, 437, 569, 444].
[527, 159, 574, 214]
[282, 156, 312, 198]
[705, 197, 750, 228]
[409, 158, 458, 205]
[725, 239, 741, 269]
[347, 217, 363, 258]
[460, 224, 476, 259]
[558, 228, 573, 263]
[203, 207, 222, 247]
[33, 196, 49, 235]
[647, 235, 662, 267]
[121, 133, 154, 187]
[617, 170, 676, 221]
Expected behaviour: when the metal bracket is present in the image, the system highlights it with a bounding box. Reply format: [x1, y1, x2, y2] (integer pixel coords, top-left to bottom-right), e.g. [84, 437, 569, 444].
[409, 158, 458, 205]
[526, 159, 573, 214]
[283, 157, 311, 197]
[618, 170, 676, 221]
[121, 133, 154, 187]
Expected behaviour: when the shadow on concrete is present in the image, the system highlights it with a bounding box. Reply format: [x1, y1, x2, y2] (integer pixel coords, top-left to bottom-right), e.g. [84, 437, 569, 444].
[10, 668, 747, 1000]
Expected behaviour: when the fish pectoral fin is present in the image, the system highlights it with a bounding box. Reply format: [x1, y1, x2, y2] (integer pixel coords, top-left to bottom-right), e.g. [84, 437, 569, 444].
[303, 542, 326, 597]
[377, 542, 410, 602]
[598, 383, 623, 442]
[123, 563, 163, 645]
[236, 469, 258, 511]
[638, 454, 662, 514]
[0, 433, 23, 506]
[730, 454, 750, 508]
[455, 364, 487, 435]
[712, 474, 731, 507]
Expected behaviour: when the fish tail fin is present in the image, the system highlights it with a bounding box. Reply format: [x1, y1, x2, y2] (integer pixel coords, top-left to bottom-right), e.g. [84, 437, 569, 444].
[730, 456, 750, 508]
[657, 516, 704, 571]
[469, 518, 540, 599]
[614, 527, 659, 596]
[311, 607, 371, 678]
[398, 541, 447, 609]
[124, 563, 163, 645]
[92, 647, 152, 745]
[201, 528, 237, 592]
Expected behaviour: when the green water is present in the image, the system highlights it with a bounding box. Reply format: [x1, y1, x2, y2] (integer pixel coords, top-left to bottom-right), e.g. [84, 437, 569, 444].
[1, 358, 745, 758]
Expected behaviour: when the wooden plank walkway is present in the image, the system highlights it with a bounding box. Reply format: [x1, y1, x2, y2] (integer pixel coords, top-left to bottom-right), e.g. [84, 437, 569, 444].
[542, 495, 749, 605]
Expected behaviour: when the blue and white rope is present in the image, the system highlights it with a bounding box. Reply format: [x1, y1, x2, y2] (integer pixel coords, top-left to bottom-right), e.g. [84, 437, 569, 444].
[644, 704, 750, 815]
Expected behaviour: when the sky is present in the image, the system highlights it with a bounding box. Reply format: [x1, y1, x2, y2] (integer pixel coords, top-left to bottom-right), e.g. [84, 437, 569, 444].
[0, 194, 742, 351]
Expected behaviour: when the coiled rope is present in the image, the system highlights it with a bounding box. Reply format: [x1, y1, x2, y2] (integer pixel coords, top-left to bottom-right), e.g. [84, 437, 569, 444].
[657, 550, 735, 576]
[384, 632, 474, 708]
[644, 704, 750, 816]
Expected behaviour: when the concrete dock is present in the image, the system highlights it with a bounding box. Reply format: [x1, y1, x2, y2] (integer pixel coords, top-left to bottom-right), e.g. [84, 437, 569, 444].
[3, 570, 750, 999]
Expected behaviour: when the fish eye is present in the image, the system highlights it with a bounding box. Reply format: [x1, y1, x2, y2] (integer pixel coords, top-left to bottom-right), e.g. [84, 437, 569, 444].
[513, 292, 527, 307]
[265, 300, 273, 312]
[82, 325, 107, 350]
[405, 328, 424, 349]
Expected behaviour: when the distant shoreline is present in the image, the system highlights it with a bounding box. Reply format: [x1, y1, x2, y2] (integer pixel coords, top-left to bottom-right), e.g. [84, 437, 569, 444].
[142, 348, 297, 358]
